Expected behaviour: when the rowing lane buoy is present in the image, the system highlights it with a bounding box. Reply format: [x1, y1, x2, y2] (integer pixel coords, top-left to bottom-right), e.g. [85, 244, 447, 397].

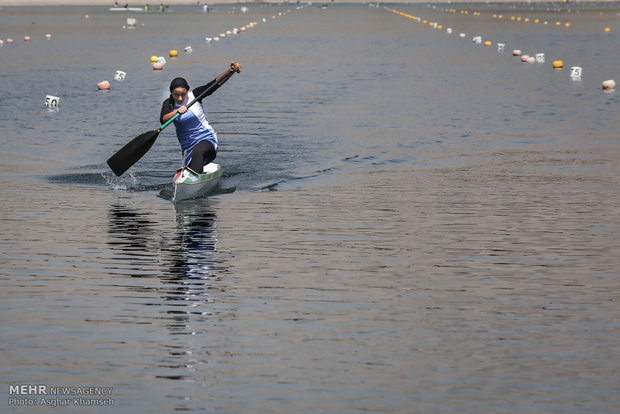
[602, 79, 616, 90]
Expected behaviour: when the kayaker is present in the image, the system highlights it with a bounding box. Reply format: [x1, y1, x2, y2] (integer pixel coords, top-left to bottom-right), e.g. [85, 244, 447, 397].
[160, 62, 241, 176]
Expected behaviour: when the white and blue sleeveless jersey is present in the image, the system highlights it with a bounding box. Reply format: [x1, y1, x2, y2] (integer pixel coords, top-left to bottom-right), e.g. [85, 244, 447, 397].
[172, 91, 218, 166]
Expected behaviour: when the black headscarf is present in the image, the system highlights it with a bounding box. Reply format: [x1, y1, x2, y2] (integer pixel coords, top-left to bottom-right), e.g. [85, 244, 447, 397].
[169, 77, 190, 93]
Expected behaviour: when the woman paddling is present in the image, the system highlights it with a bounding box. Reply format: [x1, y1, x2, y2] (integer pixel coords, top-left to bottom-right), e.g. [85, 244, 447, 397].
[160, 62, 242, 177]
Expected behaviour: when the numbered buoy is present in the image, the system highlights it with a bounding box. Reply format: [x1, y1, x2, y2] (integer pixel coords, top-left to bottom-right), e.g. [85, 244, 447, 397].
[570, 66, 582, 79]
[114, 70, 126, 81]
[184, 46, 192, 53]
[552, 60, 564, 69]
[44, 95, 60, 108]
[205, 37, 213, 44]
[169, 50, 178, 57]
[535, 53, 545, 63]
[601, 79, 616, 90]
[512, 49, 522, 56]
[97, 80, 111, 90]
[446, 28, 453, 34]
[497, 43, 505, 52]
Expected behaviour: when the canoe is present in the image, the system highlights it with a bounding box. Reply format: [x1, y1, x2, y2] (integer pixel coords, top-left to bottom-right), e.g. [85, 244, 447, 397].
[173, 163, 221, 203]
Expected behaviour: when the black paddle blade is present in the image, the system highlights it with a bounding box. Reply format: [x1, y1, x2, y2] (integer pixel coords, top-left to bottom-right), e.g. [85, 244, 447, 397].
[107, 129, 160, 176]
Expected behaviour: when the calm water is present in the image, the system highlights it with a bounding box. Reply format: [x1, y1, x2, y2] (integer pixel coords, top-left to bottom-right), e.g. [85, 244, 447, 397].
[1, 2, 619, 413]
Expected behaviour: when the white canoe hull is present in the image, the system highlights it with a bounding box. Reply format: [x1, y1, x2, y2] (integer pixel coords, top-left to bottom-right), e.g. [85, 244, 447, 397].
[173, 163, 221, 203]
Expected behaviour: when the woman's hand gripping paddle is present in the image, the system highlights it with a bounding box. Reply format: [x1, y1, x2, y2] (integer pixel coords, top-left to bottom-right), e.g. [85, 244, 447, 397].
[106, 68, 237, 177]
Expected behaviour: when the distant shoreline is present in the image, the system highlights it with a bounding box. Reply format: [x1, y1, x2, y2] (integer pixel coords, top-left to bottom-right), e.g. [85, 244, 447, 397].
[1, 0, 619, 7]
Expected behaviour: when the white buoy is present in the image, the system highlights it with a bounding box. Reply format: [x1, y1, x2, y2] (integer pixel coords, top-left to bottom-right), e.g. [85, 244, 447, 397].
[446, 28, 453, 34]
[126, 18, 137, 27]
[472, 36, 482, 44]
[241, 6, 248, 13]
[459, 33, 466, 38]
[184, 46, 192, 53]
[114, 70, 126, 81]
[602, 79, 616, 90]
[535, 53, 545, 63]
[44, 95, 60, 108]
[156, 56, 166, 65]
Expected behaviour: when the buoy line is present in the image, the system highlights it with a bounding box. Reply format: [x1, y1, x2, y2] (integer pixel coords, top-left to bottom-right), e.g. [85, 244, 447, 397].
[0, 3, 312, 107]
[383, 5, 616, 92]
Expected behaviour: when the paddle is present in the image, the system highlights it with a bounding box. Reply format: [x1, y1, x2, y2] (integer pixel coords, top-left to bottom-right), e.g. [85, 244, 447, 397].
[107, 68, 236, 176]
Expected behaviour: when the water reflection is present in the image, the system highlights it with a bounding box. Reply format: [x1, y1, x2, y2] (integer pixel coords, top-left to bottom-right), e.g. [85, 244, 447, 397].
[107, 197, 223, 384]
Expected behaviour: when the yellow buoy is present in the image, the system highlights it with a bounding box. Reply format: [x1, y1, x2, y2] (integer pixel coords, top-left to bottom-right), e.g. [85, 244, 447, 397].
[565, 23, 571, 28]
[169, 50, 178, 57]
[604, 27, 610, 33]
[150, 55, 158, 63]
[552, 60, 563, 69]
[484, 41, 492, 47]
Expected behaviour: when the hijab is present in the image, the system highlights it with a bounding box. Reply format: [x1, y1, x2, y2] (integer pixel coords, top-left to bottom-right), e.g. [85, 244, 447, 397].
[169, 77, 190, 93]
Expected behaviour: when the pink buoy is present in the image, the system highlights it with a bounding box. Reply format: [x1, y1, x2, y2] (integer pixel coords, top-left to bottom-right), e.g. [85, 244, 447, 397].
[521, 54, 530, 62]
[97, 80, 111, 90]
[152, 62, 164, 70]
[7, 38, 14, 44]
[24, 36, 31, 42]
